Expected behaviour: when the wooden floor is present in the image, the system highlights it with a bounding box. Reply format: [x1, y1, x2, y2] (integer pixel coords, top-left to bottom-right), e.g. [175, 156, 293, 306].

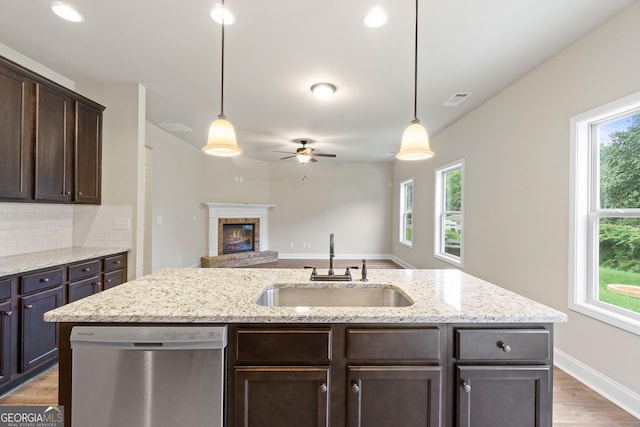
[0, 365, 637, 425]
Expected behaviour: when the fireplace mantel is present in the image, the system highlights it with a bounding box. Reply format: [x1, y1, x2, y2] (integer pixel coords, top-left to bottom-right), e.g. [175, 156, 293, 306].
[204, 203, 275, 257]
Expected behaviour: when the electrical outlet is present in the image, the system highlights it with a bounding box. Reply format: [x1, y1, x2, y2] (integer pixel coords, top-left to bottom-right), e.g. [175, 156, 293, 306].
[113, 218, 130, 230]
[157, 216, 163, 224]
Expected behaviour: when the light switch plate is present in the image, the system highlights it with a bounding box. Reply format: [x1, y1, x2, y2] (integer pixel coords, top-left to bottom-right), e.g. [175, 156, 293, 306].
[113, 218, 130, 230]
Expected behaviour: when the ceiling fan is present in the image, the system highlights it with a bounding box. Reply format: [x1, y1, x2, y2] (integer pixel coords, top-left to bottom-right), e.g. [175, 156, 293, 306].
[274, 139, 337, 163]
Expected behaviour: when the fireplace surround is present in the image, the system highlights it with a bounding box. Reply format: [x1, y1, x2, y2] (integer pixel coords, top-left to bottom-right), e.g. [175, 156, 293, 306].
[204, 203, 275, 257]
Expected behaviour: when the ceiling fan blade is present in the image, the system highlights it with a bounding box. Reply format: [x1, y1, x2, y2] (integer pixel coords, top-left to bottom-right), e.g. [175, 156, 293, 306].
[310, 157, 318, 163]
[274, 150, 296, 154]
[311, 153, 337, 158]
[279, 155, 296, 160]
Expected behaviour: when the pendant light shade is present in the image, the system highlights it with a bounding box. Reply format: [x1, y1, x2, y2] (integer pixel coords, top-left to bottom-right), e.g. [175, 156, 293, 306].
[203, 0, 242, 157]
[203, 115, 242, 156]
[397, 119, 434, 160]
[396, 0, 434, 161]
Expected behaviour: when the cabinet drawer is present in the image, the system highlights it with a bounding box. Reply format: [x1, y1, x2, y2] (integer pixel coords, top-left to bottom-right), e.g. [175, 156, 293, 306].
[456, 329, 550, 361]
[104, 254, 125, 273]
[21, 268, 63, 295]
[347, 328, 441, 361]
[69, 260, 100, 282]
[0, 279, 11, 301]
[103, 270, 124, 290]
[68, 276, 100, 303]
[236, 328, 331, 363]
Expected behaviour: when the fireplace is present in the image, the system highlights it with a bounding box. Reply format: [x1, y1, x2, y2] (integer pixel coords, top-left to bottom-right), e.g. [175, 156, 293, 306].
[222, 223, 255, 254]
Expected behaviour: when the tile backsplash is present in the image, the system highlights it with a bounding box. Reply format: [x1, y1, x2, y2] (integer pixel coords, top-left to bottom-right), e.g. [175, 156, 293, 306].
[0, 203, 131, 257]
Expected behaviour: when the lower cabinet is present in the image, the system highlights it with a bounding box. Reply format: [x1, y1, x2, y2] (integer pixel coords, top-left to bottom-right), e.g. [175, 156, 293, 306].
[68, 277, 100, 303]
[456, 366, 550, 427]
[0, 299, 13, 386]
[234, 366, 330, 427]
[20, 286, 63, 372]
[347, 366, 442, 427]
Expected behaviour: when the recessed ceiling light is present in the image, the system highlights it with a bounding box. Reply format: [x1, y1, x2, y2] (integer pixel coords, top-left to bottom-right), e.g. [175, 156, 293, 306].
[364, 6, 387, 28]
[310, 83, 337, 101]
[50, 1, 83, 22]
[210, 4, 235, 25]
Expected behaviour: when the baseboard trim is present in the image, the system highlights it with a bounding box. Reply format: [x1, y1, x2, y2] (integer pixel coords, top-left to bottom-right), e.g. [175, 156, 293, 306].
[389, 255, 416, 269]
[554, 348, 640, 419]
[278, 253, 393, 260]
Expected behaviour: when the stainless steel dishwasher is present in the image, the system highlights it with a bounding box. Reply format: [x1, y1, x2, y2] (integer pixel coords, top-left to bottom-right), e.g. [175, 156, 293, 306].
[70, 325, 227, 427]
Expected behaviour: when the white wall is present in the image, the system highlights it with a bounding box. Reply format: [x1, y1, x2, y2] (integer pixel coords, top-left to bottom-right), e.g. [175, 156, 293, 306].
[393, 1, 640, 406]
[269, 162, 393, 258]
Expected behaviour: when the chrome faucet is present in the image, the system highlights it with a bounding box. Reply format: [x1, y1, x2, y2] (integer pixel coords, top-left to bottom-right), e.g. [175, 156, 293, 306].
[328, 233, 335, 276]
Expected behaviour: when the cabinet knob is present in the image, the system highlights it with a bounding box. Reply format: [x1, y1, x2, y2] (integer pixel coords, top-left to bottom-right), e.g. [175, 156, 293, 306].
[115, 260, 121, 265]
[461, 381, 471, 393]
[65, 191, 71, 195]
[40, 277, 49, 283]
[319, 383, 328, 393]
[497, 341, 511, 353]
[25, 304, 33, 309]
[3, 311, 12, 316]
[78, 192, 83, 196]
[107, 279, 112, 283]
[351, 382, 360, 394]
[82, 267, 91, 272]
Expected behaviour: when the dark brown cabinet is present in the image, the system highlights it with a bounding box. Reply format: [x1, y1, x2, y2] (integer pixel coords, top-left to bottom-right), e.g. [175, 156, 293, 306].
[0, 278, 13, 386]
[0, 65, 33, 200]
[235, 367, 330, 427]
[228, 325, 444, 427]
[0, 55, 104, 204]
[456, 366, 550, 427]
[74, 101, 102, 204]
[20, 286, 63, 372]
[34, 84, 74, 202]
[453, 327, 552, 427]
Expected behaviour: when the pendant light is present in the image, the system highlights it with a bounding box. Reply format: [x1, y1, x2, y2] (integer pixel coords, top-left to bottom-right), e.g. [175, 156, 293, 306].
[203, 0, 242, 157]
[396, 0, 434, 161]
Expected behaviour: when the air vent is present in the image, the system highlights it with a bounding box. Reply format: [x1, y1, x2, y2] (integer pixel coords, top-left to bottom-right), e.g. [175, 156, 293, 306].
[158, 123, 192, 132]
[443, 92, 472, 107]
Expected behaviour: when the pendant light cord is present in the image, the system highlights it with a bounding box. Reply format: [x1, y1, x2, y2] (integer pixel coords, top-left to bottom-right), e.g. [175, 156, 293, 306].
[220, 0, 226, 117]
[412, 0, 418, 121]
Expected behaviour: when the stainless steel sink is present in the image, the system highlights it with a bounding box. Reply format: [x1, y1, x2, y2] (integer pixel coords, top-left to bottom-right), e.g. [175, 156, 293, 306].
[255, 285, 413, 307]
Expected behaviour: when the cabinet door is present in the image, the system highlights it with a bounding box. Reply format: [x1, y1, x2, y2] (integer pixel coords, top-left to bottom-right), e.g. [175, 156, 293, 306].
[74, 101, 102, 204]
[68, 276, 100, 303]
[20, 286, 63, 372]
[235, 366, 329, 427]
[457, 366, 551, 427]
[0, 300, 13, 385]
[0, 65, 34, 200]
[348, 366, 442, 427]
[34, 84, 73, 202]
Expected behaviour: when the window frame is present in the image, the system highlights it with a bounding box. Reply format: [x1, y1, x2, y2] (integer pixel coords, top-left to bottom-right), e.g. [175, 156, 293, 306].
[569, 91, 640, 336]
[434, 160, 464, 267]
[399, 178, 414, 247]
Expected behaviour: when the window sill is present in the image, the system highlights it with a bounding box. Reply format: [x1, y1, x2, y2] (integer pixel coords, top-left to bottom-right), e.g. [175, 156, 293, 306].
[569, 300, 640, 336]
[434, 252, 463, 268]
[399, 241, 413, 249]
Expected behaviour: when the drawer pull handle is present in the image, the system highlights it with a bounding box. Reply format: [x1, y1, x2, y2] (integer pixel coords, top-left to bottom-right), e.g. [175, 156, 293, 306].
[40, 278, 49, 283]
[497, 341, 511, 353]
[461, 381, 471, 393]
[82, 267, 91, 272]
[25, 304, 33, 309]
[351, 382, 360, 394]
[114, 260, 121, 265]
[320, 383, 328, 393]
[3, 311, 12, 316]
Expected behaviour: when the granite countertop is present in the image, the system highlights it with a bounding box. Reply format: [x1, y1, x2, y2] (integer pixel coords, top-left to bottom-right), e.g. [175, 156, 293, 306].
[0, 247, 130, 277]
[44, 268, 567, 324]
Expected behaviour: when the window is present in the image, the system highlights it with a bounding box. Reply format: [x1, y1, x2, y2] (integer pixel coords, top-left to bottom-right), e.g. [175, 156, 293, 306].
[434, 160, 464, 266]
[570, 91, 640, 335]
[400, 178, 414, 247]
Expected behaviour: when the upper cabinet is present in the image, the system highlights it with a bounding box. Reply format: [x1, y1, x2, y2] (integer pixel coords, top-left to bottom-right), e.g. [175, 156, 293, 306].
[0, 56, 105, 205]
[0, 65, 34, 200]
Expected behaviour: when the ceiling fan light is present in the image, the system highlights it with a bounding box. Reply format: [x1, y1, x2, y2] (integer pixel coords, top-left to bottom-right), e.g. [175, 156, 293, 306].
[297, 153, 312, 163]
[210, 4, 235, 25]
[202, 117, 242, 157]
[51, 1, 83, 22]
[310, 83, 337, 101]
[396, 120, 434, 161]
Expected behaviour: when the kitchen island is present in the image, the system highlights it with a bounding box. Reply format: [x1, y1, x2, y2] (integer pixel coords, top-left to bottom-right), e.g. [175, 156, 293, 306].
[45, 267, 567, 427]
